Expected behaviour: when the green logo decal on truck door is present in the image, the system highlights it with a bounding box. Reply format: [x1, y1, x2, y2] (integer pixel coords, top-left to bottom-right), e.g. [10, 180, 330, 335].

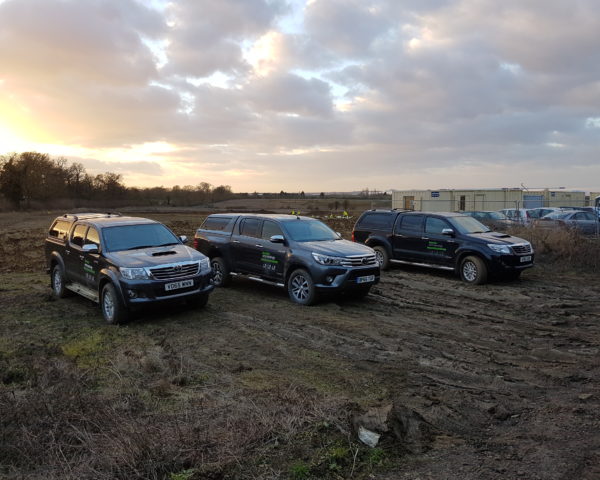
[426, 241, 447, 252]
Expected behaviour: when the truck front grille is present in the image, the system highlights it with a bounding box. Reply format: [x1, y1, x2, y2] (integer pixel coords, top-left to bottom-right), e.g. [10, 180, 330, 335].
[340, 254, 378, 267]
[512, 244, 532, 255]
[150, 262, 200, 280]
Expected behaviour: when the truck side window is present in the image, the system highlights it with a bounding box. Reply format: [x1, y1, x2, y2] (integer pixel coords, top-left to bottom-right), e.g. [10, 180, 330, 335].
[425, 217, 449, 234]
[70, 224, 88, 247]
[262, 220, 283, 240]
[49, 220, 70, 239]
[202, 216, 232, 231]
[398, 215, 424, 232]
[359, 213, 392, 229]
[239, 218, 261, 238]
[85, 227, 100, 248]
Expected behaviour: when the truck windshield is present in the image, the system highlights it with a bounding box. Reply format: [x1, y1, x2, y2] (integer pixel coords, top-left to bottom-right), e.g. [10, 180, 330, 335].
[450, 216, 491, 234]
[103, 224, 180, 252]
[282, 219, 339, 242]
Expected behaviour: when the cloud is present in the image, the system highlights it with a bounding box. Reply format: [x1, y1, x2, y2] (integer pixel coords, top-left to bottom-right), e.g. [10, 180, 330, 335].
[163, 0, 285, 77]
[0, 0, 599, 191]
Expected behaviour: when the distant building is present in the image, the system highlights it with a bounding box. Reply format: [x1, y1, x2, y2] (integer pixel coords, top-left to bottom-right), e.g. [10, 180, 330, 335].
[392, 188, 587, 212]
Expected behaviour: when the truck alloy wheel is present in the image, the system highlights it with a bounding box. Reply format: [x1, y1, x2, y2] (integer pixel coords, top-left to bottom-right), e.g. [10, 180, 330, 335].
[210, 257, 230, 287]
[101, 283, 128, 324]
[460, 256, 488, 285]
[288, 269, 317, 305]
[51, 265, 67, 298]
[373, 246, 390, 270]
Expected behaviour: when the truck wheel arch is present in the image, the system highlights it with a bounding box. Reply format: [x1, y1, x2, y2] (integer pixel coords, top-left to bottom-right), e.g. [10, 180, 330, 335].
[49, 251, 66, 273]
[366, 239, 392, 270]
[98, 269, 126, 305]
[285, 262, 310, 286]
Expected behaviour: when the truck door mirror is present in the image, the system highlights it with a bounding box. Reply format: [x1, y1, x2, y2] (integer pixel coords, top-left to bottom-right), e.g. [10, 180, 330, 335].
[179, 235, 188, 244]
[269, 235, 285, 244]
[442, 228, 455, 237]
[82, 244, 99, 254]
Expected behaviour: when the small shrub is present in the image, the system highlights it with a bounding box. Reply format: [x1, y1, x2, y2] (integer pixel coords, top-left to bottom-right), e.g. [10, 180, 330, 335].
[289, 462, 310, 479]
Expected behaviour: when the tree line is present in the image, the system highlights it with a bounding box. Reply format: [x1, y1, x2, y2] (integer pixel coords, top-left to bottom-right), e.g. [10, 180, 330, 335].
[0, 152, 234, 210]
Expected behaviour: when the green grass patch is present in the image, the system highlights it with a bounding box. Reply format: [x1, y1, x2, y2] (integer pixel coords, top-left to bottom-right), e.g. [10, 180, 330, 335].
[61, 329, 106, 366]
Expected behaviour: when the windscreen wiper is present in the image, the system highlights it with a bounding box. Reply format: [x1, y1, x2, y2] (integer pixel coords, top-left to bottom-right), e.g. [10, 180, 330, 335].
[124, 245, 155, 250]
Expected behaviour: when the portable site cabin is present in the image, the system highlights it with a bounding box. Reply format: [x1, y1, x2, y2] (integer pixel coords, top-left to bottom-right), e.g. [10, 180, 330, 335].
[391, 189, 587, 212]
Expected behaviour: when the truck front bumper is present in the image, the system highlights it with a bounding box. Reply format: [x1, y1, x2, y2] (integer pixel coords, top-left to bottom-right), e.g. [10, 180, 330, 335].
[118, 271, 214, 306]
[311, 265, 380, 292]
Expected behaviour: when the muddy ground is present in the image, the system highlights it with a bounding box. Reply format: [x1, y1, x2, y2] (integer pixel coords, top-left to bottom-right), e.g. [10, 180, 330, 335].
[0, 211, 599, 479]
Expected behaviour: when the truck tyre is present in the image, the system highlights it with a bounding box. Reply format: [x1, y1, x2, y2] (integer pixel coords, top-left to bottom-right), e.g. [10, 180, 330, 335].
[101, 283, 128, 325]
[373, 246, 390, 271]
[288, 269, 317, 306]
[460, 256, 488, 285]
[187, 292, 209, 308]
[51, 264, 69, 298]
[211, 257, 231, 287]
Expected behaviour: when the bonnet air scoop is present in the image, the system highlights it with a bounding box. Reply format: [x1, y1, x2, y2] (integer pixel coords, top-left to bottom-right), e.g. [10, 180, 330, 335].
[490, 232, 511, 238]
[151, 250, 177, 256]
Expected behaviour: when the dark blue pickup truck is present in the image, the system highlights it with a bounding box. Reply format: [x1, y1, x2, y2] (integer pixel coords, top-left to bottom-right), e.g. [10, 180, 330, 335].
[193, 213, 380, 305]
[352, 210, 534, 284]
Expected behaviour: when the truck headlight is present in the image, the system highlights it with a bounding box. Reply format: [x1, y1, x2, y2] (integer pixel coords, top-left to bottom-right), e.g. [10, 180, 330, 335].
[200, 257, 210, 271]
[312, 252, 343, 265]
[487, 244, 511, 254]
[120, 267, 149, 280]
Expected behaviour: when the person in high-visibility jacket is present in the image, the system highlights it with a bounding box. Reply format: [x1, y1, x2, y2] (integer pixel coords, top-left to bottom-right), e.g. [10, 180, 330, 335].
[342, 210, 349, 218]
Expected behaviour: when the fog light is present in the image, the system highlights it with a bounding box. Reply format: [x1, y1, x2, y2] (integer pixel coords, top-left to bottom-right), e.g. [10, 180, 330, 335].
[127, 289, 138, 299]
[325, 275, 334, 284]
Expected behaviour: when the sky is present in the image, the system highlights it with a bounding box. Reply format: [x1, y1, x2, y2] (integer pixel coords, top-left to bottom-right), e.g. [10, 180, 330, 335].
[0, 0, 599, 193]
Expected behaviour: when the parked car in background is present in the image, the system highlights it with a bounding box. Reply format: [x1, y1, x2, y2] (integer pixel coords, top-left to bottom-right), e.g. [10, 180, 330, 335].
[499, 208, 532, 225]
[352, 210, 534, 284]
[526, 207, 564, 220]
[535, 210, 600, 235]
[462, 211, 516, 231]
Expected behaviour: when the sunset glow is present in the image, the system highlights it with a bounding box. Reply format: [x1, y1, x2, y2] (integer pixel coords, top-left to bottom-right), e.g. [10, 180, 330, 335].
[0, 0, 598, 192]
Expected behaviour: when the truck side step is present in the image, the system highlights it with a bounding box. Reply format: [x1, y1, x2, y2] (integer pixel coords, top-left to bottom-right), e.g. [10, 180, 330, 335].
[66, 283, 99, 302]
[230, 272, 285, 288]
[390, 259, 455, 271]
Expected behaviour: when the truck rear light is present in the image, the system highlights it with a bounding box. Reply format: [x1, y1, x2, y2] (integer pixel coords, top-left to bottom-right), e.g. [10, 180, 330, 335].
[193, 238, 199, 249]
[351, 231, 355, 242]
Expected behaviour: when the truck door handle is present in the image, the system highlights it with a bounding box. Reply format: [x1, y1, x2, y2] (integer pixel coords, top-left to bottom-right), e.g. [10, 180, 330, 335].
[79, 255, 84, 260]
[232, 240, 240, 244]
[65, 249, 70, 255]
[255, 244, 263, 248]
[421, 237, 429, 240]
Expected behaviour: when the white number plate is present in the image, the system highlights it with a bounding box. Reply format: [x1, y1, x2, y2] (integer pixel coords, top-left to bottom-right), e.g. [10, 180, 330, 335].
[165, 279, 194, 291]
[357, 275, 375, 284]
[520, 256, 532, 263]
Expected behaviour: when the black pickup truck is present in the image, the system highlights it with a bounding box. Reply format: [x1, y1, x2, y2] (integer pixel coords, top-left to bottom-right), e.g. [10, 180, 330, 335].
[193, 213, 380, 305]
[352, 210, 534, 284]
[45, 213, 214, 324]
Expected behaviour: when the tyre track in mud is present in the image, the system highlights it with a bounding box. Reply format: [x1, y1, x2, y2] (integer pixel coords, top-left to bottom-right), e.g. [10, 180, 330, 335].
[201, 266, 600, 479]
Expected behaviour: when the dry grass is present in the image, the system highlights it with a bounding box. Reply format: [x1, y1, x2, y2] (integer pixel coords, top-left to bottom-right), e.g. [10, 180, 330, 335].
[510, 225, 600, 272]
[0, 358, 352, 480]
